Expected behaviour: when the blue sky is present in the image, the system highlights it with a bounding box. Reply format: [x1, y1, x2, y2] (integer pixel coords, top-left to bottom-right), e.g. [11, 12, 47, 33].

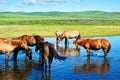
[0, 0, 119, 12]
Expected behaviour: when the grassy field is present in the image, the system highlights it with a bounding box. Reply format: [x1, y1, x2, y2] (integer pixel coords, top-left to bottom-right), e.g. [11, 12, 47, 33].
[0, 11, 120, 38]
[0, 24, 120, 38]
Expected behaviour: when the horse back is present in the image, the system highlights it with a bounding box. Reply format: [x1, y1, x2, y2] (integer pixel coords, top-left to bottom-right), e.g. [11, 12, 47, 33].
[0, 39, 21, 53]
[63, 30, 80, 38]
[80, 39, 102, 50]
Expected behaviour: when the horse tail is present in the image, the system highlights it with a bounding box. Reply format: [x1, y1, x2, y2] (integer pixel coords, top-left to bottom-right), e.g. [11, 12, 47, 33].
[107, 43, 111, 53]
[49, 46, 66, 60]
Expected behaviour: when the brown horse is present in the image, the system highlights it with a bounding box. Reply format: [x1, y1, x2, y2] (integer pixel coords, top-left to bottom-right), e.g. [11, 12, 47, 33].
[74, 38, 111, 57]
[35, 41, 66, 71]
[13, 34, 44, 60]
[56, 30, 80, 45]
[18, 34, 44, 46]
[0, 38, 32, 61]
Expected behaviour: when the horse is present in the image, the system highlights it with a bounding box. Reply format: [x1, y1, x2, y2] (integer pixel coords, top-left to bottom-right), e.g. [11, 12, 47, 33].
[35, 41, 66, 71]
[73, 38, 111, 57]
[56, 30, 80, 45]
[18, 34, 44, 46]
[0, 38, 32, 61]
[13, 34, 44, 60]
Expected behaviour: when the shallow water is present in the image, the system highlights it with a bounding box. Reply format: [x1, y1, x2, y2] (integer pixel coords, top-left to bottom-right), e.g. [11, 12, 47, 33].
[0, 36, 120, 80]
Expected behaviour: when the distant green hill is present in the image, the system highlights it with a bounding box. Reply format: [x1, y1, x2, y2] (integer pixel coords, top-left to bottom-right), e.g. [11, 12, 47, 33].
[0, 11, 120, 25]
[0, 11, 120, 20]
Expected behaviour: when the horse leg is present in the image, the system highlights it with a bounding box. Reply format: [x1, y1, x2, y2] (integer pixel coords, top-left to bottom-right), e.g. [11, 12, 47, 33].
[65, 38, 68, 45]
[13, 49, 19, 61]
[103, 49, 107, 57]
[48, 58, 51, 72]
[48, 56, 53, 72]
[86, 49, 90, 56]
[5, 52, 9, 61]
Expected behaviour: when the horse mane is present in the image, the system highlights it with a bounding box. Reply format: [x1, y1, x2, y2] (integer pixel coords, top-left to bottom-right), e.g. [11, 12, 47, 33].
[33, 35, 44, 41]
[34, 35, 44, 46]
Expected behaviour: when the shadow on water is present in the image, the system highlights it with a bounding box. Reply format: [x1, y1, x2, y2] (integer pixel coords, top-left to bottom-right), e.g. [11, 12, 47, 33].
[74, 57, 110, 74]
[56, 44, 80, 56]
[0, 59, 52, 80]
[0, 36, 120, 80]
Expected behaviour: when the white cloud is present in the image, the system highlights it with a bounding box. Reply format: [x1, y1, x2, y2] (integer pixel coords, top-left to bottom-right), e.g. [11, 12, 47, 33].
[75, 0, 80, 3]
[24, 0, 36, 4]
[39, 0, 65, 4]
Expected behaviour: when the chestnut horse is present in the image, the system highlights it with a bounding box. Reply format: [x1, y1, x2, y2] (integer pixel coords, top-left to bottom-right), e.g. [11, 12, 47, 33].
[73, 38, 111, 57]
[35, 41, 66, 71]
[0, 38, 32, 61]
[13, 35, 44, 60]
[56, 30, 80, 45]
[18, 34, 44, 46]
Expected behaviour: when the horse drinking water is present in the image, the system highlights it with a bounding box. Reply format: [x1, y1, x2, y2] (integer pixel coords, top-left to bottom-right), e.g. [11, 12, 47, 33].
[73, 38, 111, 57]
[0, 38, 32, 61]
[56, 30, 80, 45]
[13, 34, 44, 60]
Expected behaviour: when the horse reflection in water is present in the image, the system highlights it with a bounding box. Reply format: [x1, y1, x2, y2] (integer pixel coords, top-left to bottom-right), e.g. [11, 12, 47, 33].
[13, 34, 44, 60]
[35, 41, 66, 72]
[0, 59, 51, 80]
[56, 45, 80, 56]
[74, 57, 110, 74]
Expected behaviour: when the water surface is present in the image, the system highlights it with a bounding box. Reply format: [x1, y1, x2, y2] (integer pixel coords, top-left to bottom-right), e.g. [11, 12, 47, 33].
[0, 36, 120, 80]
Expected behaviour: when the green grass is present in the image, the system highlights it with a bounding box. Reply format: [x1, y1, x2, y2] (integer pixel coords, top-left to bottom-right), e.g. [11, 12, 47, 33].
[0, 11, 120, 25]
[0, 11, 120, 38]
[0, 25, 120, 38]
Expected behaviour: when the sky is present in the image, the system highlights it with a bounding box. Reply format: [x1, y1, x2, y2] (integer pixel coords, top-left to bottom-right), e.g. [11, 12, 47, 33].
[0, 0, 120, 12]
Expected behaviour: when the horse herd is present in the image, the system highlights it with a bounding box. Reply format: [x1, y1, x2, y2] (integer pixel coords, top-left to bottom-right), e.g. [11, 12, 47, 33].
[56, 30, 111, 57]
[0, 30, 111, 69]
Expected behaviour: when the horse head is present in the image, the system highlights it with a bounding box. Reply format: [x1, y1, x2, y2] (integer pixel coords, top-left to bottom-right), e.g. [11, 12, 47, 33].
[19, 39, 28, 50]
[56, 35, 63, 44]
[73, 40, 79, 49]
[25, 48, 32, 60]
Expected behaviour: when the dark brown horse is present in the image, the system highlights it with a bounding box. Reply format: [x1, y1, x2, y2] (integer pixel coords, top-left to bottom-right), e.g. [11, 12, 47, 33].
[0, 38, 32, 61]
[73, 38, 111, 57]
[35, 41, 66, 71]
[56, 30, 80, 45]
[13, 35, 44, 60]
